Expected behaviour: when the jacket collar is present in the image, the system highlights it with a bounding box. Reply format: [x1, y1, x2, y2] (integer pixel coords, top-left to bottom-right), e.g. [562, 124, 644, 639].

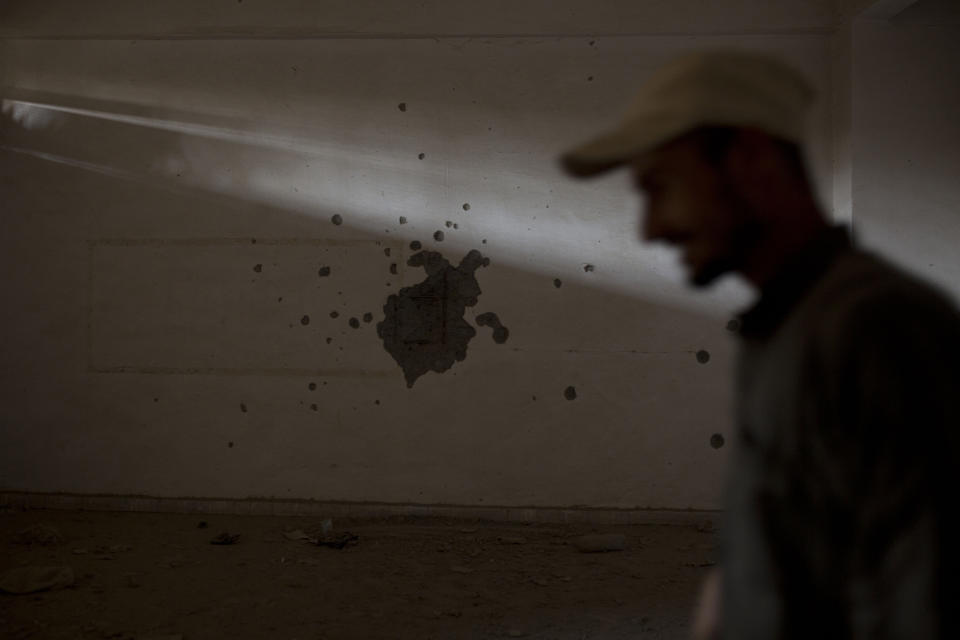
[737, 225, 852, 340]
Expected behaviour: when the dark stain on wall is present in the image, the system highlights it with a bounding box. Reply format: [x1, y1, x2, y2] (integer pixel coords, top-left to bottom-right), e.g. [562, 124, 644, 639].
[377, 249, 491, 388]
[475, 312, 509, 344]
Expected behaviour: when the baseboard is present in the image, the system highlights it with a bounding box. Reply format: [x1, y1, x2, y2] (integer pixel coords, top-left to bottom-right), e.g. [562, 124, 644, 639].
[0, 491, 719, 526]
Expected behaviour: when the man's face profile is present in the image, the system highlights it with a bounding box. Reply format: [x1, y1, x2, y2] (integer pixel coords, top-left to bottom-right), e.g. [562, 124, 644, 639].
[631, 132, 756, 288]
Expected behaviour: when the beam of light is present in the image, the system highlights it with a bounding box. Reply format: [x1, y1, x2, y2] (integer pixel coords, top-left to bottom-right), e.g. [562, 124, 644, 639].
[1, 98, 752, 319]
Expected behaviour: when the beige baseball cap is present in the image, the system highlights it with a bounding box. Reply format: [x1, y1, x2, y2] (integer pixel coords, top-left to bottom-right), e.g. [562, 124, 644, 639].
[560, 49, 816, 177]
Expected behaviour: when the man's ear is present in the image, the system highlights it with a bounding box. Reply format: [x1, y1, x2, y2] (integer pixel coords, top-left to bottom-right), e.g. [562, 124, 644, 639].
[722, 128, 782, 212]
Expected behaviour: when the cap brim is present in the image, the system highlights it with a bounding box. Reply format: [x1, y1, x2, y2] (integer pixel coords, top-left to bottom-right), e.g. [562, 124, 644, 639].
[560, 127, 655, 178]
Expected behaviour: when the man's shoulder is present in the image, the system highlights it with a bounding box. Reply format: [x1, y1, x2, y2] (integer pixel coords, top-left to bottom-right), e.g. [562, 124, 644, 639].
[807, 246, 960, 343]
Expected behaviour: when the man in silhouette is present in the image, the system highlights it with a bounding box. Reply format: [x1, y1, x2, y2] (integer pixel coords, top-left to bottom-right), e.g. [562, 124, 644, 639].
[561, 50, 960, 639]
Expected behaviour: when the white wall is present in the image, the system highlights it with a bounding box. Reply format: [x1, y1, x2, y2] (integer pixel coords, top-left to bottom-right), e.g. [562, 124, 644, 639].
[850, 0, 960, 300]
[0, 2, 838, 510]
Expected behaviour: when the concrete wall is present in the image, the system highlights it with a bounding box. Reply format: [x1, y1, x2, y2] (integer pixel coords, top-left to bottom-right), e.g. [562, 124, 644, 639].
[0, 2, 839, 511]
[850, 1, 960, 300]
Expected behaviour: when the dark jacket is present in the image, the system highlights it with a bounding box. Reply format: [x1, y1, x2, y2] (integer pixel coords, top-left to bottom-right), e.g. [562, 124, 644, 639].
[722, 226, 960, 640]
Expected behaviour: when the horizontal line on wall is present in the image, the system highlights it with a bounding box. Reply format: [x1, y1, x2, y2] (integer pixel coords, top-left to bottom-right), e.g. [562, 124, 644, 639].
[87, 365, 393, 377]
[0, 491, 720, 526]
[89, 238, 396, 248]
[0, 29, 836, 41]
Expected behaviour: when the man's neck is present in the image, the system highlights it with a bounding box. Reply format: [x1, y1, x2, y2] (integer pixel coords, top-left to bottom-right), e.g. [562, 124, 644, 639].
[740, 212, 830, 290]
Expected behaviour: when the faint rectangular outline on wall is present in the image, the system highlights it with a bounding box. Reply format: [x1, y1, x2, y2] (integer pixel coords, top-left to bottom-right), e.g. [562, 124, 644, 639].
[86, 237, 405, 377]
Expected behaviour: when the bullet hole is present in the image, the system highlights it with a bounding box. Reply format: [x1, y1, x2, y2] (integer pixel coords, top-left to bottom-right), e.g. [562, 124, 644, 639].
[532, 395, 537, 401]
[434, 230, 445, 242]
[153, 397, 159, 403]
[310, 404, 318, 411]
[696, 350, 711, 364]
[389, 263, 398, 274]
[482, 257, 491, 267]
[476, 312, 509, 344]
[418, 153, 425, 160]
[445, 221, 453, 228]
[240, 403, 247, 413]
[308, 382, 317, 391]
[329, 311, 339, 319]
[253, 264, 262, 273]
[462, 203, 471, 211]
[589, 40, 595, 46]
[399, 216, 408, 224]
[482, 239, 487, 244]
[583, 264, 595, 272]
[398, 102, 407, 112]
[710, 433, 725, 449]
[301, 315, 310, 325]
[277, 297, 283, 302]
[587, 76, 594, 81]
[553, 278, 562, 288]
[726, 318, 742, 333]
[374, 399, 381, 405]
[326, 337, 332, 344]
[349, 317, 360, 329]
[318, 266, 331, 277]
[453, 223, 459, 230]
[410, 240, 422, 250]
[363, 312, 373, 323]
[331, 214, 343, 226]
[564, 386, 577, 401]
[384, 248, 391, 257]
[228, 441, 234, 448]
[251, 238, 257, 244]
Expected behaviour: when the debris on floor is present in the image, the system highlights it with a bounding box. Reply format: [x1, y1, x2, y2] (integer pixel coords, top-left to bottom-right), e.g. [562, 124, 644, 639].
[210, 532, 241, 545]
[0, 510, 716, 639]
[0, 565, 74, 594]
[309, 531, 359, 549]
[12, 523, 62, 546]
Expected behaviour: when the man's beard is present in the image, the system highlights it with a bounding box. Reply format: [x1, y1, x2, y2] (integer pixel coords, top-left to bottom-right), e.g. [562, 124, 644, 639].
[687, 218, 765, 288]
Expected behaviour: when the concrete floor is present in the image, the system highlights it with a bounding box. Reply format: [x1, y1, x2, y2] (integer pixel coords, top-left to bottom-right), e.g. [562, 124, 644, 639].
[0, 509, 717, 639]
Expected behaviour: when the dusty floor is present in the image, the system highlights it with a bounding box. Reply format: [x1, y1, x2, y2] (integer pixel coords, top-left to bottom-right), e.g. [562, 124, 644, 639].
[0, 508, 717, 640]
